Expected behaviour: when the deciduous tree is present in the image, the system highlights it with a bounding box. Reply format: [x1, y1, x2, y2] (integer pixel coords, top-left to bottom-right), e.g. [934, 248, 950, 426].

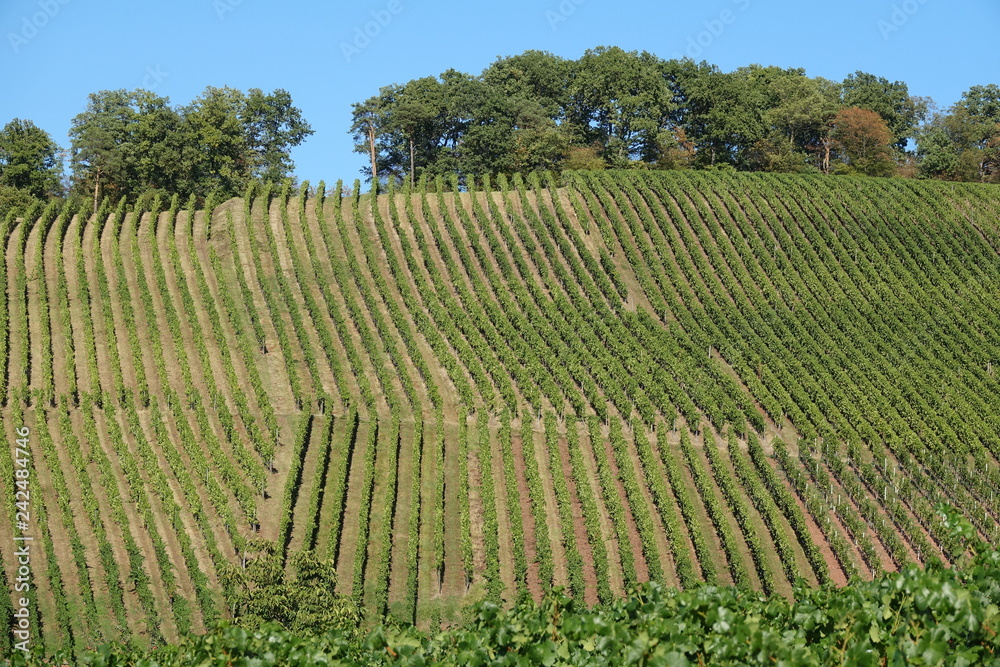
[567, 46, 673, 166]
[0, 118, 62, 199]
[70, 86, 313, 203]
[830, 107, 896, 176]
[841, 71, 925, 150]
[241, 88, 314, 183]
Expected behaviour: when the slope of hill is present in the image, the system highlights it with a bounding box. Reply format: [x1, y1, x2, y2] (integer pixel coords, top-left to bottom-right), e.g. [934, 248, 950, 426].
[1, 171, 999, 657]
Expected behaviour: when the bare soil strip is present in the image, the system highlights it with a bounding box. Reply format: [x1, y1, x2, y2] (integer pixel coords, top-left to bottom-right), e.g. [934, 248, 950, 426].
[555, 430, 600, 606]
[334, 419, 371, 593]
[509, 428, 545, 602]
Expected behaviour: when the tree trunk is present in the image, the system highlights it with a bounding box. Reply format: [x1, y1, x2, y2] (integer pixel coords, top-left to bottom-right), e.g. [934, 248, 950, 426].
[367, 122, 378, 182]
[92, 167, 101, 215]
[409, 136, 415, 189]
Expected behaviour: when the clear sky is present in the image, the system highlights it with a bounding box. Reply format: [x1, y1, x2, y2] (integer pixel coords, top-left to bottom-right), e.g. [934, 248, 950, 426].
[2, 0, 998, 186]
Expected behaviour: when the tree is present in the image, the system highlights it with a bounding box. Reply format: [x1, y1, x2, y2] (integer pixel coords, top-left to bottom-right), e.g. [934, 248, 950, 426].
[749, 135, 812, 173]
[461, 88, 567, 176]
[481, 50, 571, 122]
[349, 94, 387, 183]
[768, 76, 840, 144]
[0, 119, 62, 199]
[951, 85, 1000, 181]
[351, 60, 571, 180]
[917, 86, 1000, 182]
[241, 88, 314, 183]
[394, 80, 437, 186]
[830, 107, 896, 176]
[69, 89, 142, 210]
[182, 86, 252, 197]
[221, 549, 361, 637]
[129, 91, 189, 196]
[654, 127, 696, 170]
[916, 121, 960, 179]
[955, 84, 1000, 124]
[841, 71, 925, 150]
[70, 86, 313, 203]
[0, 186, 38, 216]
[739, 73, 842, 173]
[563, 143, 607, 170]
[389, 77, 445, 187]
[567, 46, 673, 166]
[345, 45, 993, 182]
[679, 64, 786, 168]
[70, 88, 208, 205]
[434, 69, 488, 176]
[352, 81, 442, 187]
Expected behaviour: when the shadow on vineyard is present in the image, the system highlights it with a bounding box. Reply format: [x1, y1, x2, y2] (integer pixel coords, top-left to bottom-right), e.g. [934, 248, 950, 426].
[2, 170, 1000, 663]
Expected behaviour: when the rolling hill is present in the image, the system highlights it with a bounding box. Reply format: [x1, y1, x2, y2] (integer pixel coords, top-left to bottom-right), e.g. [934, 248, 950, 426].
[1, 170, 999, 657]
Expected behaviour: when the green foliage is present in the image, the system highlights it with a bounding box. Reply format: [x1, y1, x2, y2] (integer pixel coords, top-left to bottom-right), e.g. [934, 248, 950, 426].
[841, 70, 925, 150]
[346, 48, 1000, 182]
[917, 86, 1000, 182]
[29, 542, 1000, 665]
[68, 86, 312, 203]
[8, 163, 1000, 659]
[350, 48, 955, 180]
[0, 184, 39, 218]
[221, 549, 361, 637]
[567, 46, 673, 167]
[936, 504, 978, 563]
[242, 88, 314, 182]
[0, 118, 62, 198]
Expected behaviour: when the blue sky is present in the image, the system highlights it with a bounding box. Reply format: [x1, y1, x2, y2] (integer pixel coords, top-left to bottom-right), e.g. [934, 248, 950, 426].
[2, 0, 998, 185]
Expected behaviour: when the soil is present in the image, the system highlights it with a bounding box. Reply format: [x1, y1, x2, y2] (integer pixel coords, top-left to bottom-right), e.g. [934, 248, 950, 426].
[555, 427, 600, 606]
[509, 428, 545, 602]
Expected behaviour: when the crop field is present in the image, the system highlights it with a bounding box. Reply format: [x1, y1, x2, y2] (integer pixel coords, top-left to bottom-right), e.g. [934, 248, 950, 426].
[1, 171, 1000, 655]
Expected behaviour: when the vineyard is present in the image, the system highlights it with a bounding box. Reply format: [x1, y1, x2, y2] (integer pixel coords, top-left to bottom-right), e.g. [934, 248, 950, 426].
[1, 171, 1000, 658]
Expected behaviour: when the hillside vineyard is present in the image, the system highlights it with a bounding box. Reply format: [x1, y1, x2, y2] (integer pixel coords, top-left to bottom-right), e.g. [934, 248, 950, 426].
[1, 171, 999, 653]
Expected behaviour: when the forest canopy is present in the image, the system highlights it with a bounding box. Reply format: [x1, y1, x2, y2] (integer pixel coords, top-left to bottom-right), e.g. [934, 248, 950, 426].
[349, 46, 999, 185]
[67, 86, 313, 207]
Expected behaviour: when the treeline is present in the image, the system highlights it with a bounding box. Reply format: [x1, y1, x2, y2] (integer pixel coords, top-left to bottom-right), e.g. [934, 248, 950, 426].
[350, 46, 1000, 184]
[0, 86, 312, 213]
[2, 48, 997, 217]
